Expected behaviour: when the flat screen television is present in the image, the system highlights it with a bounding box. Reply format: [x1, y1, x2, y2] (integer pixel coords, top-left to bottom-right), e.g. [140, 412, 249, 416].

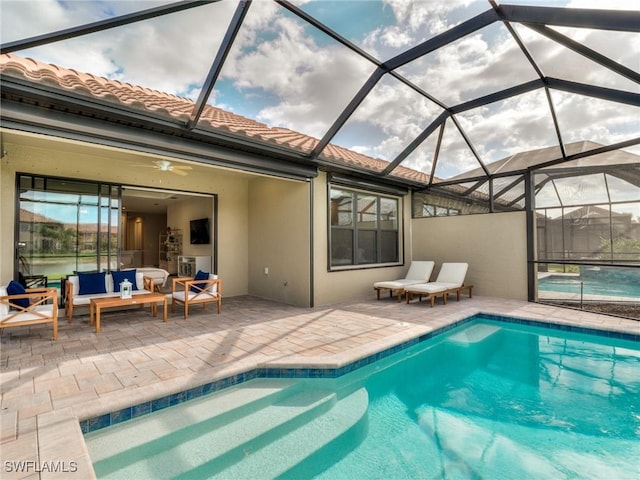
[190, 218, 210, 245]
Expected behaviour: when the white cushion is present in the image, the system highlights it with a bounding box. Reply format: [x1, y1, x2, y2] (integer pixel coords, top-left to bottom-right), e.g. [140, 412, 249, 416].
[405, 261, 435, 281]
[0, 287, 8, 316]
[406, 282, 460, 294]
[0, 304, 54, 324]
[106, 274, 114, 293]
[173, 290, 218, 302]
[68, 276, 80, 296]
[435, 263, 468, 285]
[208, 274, 218, 293]
[135, 272, 145, 291]
[71, 288, 152, 306]
[374, 279, 426, 289]
[374, 261, 435, 290]
[135, 268, 169, 287]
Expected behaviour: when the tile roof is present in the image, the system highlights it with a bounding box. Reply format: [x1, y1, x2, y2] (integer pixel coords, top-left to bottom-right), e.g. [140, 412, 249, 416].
[0, 53, 430, 184]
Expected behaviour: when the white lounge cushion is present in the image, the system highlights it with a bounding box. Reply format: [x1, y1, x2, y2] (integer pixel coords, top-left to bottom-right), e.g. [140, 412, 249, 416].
[373, 279, 427, 289]
[374, 261, 435, 289]
[404, 261, 436, 281]
[172, 290, 219, 302]
[71, 288, 151, 306]
[0, 304, 54, 324]
[434, 262, 468, 285]
[405, 282, 461, 294]
[405, 263, 469, 294]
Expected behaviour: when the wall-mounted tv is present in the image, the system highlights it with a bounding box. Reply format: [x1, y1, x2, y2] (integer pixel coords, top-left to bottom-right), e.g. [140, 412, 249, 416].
[190, 218, 210, 245]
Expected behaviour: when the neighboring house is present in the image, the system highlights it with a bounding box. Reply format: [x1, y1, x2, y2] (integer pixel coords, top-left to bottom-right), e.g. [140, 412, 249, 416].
[538, 206, 639, 261]
[18, 208, 65, 253]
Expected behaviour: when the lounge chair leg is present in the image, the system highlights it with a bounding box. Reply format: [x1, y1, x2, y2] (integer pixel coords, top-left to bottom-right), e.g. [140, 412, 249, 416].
[375, 288, 381, 300]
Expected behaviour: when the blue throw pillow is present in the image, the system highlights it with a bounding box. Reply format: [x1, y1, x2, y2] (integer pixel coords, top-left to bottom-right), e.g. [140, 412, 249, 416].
[7, 280, 30, 309]
[112, 270, 139, 292]
[191, 270, 210, 293]
[78, 272, 107, 295]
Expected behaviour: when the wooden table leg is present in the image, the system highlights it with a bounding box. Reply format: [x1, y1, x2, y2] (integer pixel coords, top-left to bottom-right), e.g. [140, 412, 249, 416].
[162, 297, 168, 322]
[95, 305, 101, 333]
[89, 302, 95, 327]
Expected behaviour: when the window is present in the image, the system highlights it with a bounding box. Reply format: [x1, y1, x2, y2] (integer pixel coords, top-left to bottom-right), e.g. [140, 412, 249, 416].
[329, 186, 400, 268]
[16, 175, 120, 284]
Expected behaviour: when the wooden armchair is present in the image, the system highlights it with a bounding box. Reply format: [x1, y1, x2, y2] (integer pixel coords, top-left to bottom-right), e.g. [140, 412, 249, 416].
[171, 275, 221, 319]
[0, 287, 60, 340]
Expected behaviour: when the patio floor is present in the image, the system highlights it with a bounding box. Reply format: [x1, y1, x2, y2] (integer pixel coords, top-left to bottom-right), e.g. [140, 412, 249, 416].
[1, 294, 638, 479]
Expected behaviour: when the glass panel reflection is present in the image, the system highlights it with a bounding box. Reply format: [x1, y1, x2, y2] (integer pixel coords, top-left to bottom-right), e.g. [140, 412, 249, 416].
[331, 229, 353, 266]
[330, 189, 353, 227]
[356, 195, 377, 229]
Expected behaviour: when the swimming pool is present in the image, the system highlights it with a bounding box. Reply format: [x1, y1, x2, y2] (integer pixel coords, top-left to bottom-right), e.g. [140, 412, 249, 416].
[84, 316, 640, 479]
[538, 275, 640, 300]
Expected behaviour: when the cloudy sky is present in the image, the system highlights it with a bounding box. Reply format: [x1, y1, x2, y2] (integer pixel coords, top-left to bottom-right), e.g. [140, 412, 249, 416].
[1, 0, 638, 180]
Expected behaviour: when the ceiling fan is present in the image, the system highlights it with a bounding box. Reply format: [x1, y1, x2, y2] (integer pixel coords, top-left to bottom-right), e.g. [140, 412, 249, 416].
[133, 160, 192, 176]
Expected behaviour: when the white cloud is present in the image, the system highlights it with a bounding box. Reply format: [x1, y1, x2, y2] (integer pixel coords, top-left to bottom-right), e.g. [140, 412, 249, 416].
[3, 1, 237, 98]
[219, 1, 374, 138]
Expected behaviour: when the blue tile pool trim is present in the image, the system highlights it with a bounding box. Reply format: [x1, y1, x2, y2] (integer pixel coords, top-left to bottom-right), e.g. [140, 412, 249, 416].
[80, 313, 639, 434]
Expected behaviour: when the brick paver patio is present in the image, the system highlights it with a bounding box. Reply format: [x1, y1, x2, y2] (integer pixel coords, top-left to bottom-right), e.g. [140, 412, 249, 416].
[1, 295, 638, 479]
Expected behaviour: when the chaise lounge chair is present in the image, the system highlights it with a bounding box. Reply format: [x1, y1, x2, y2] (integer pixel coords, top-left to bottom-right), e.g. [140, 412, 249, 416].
[405, 262, 472, 307]
[374, 261, 435, 301]
[0, 283, 60, 340]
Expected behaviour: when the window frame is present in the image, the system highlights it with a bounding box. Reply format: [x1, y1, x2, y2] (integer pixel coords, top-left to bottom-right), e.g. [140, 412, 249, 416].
[328, 183, 403, 271]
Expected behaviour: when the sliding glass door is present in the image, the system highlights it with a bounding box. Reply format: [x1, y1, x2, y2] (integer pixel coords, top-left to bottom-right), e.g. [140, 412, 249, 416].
[16, 175, 120, 286]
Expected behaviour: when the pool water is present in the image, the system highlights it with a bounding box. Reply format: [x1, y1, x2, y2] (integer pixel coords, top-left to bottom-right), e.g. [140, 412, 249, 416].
[313, 321, 640, 479]
[538, 275, 640, 299]
[85, 319, 640, 479]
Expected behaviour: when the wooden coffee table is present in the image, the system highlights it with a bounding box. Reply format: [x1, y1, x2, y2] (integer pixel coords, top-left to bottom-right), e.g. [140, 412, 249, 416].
[89, 293, 168, 333]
